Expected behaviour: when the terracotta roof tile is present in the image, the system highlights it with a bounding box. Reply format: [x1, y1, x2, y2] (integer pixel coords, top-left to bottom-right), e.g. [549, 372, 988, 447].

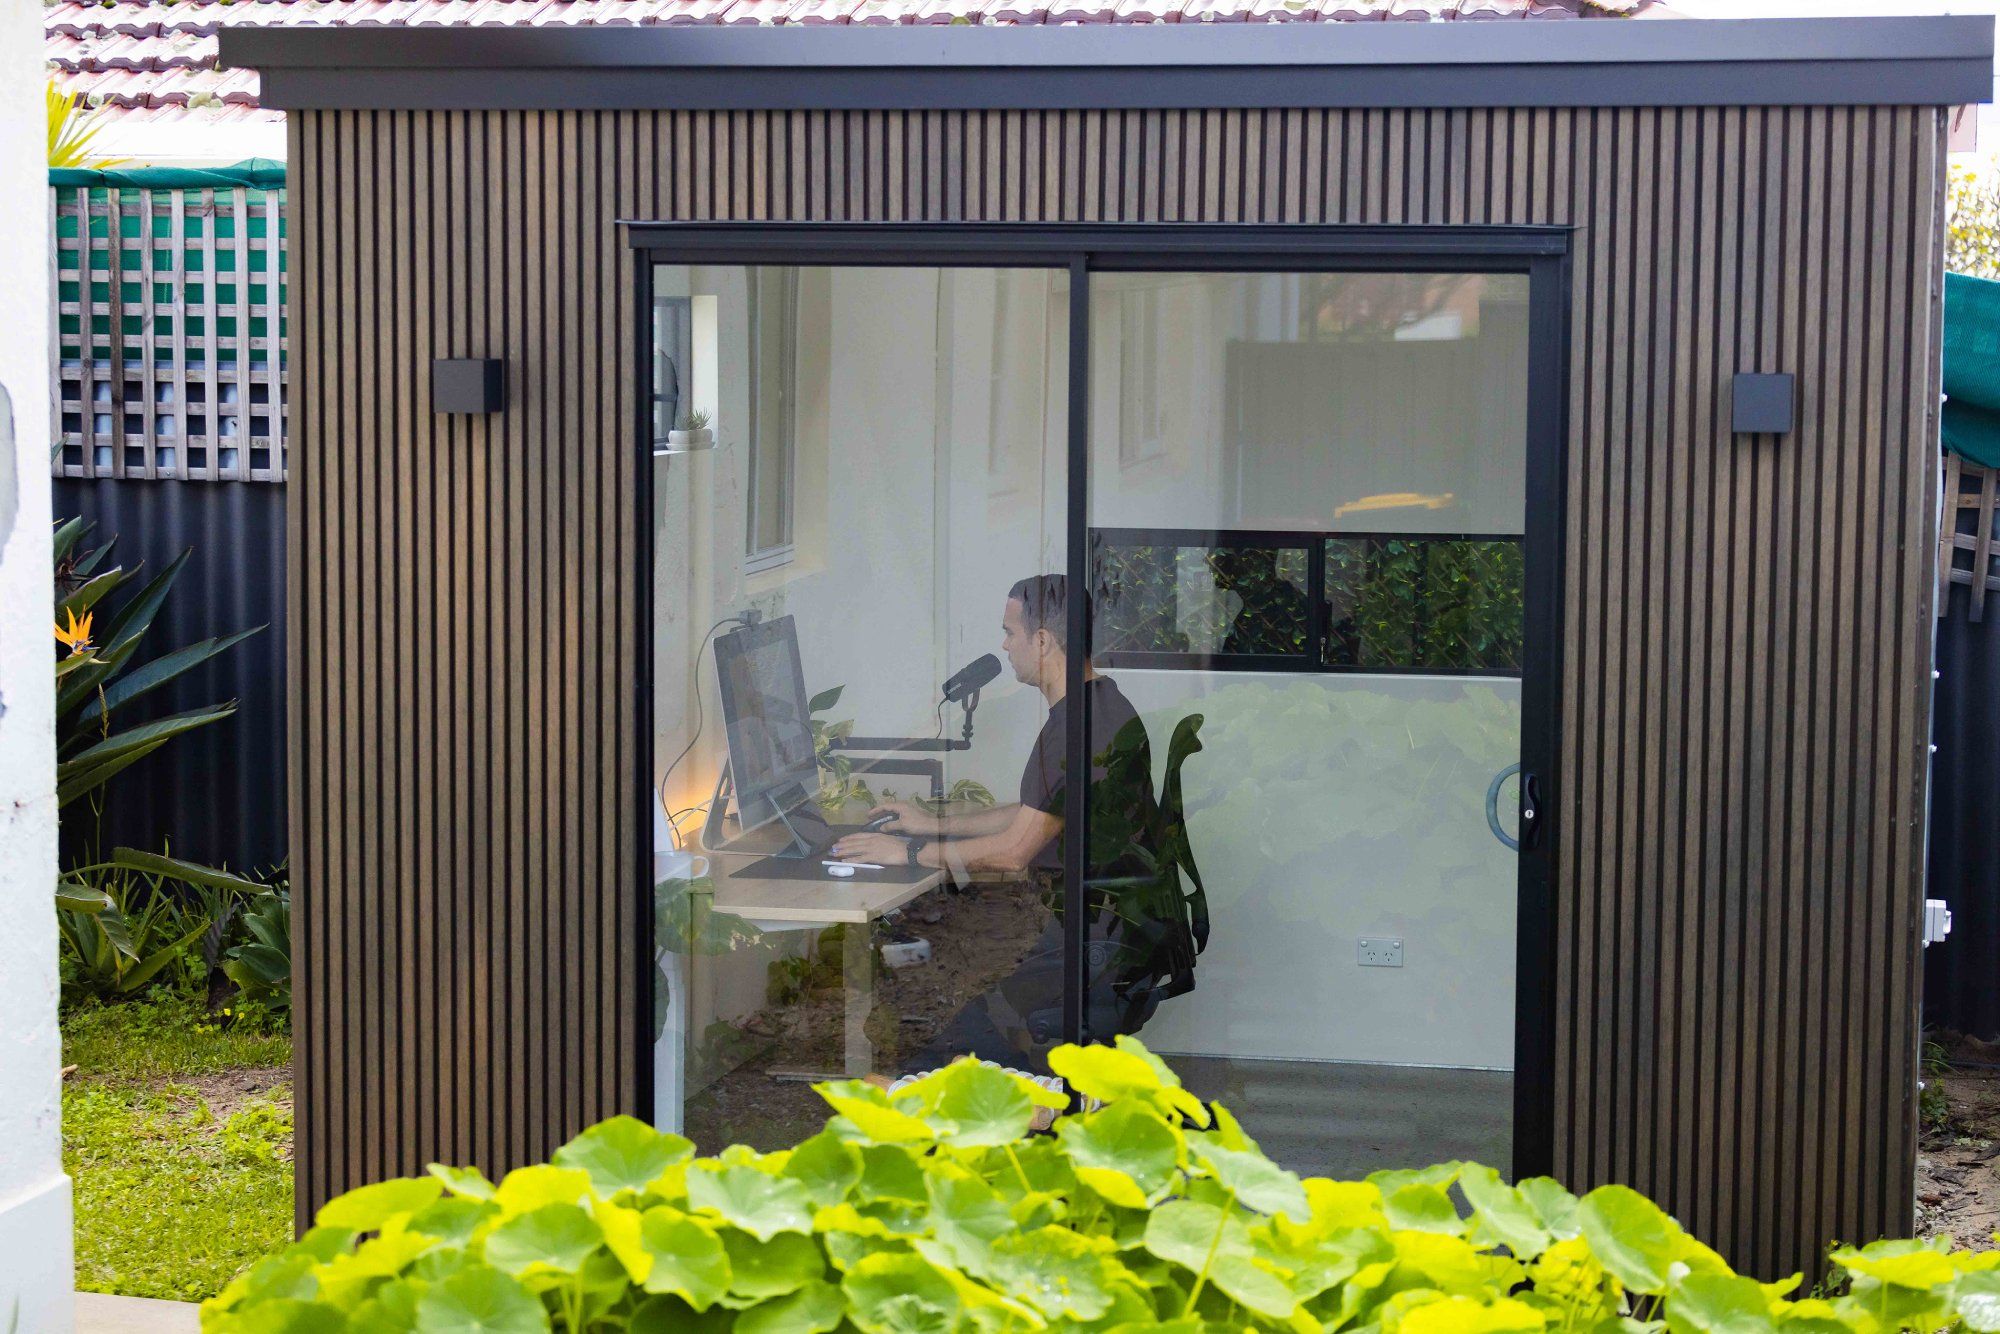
[46, 0, 1671, 124]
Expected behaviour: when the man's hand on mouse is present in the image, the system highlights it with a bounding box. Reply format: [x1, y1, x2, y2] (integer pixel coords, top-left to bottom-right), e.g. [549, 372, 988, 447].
[864, 801, 940, 836]
[832, 831, 913, 865]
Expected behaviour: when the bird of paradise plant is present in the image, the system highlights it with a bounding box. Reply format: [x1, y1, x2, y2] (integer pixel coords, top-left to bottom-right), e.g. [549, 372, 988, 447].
[55, 606, 94, 656]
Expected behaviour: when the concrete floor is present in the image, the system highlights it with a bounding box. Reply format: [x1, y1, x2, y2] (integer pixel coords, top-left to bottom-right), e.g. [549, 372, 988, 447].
[1169, 1054, 1514, 1179]
[75, 1293, 200, 1333]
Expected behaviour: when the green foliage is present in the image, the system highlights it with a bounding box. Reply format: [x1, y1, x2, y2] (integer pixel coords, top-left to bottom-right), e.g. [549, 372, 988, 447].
[222, 887, 293, 1023]
[1951, 162, 2000, 282]
[64, 993, 293, 1302]
[58, 861, 217, 999]
[203, 1036, 1998, 1333]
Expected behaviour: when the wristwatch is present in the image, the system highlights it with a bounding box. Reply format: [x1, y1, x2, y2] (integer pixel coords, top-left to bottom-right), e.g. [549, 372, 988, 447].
[905, 836, 930, 868]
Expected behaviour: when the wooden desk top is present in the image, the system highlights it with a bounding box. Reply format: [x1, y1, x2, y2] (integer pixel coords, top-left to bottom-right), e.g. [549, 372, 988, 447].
[708, 859, 946, 926]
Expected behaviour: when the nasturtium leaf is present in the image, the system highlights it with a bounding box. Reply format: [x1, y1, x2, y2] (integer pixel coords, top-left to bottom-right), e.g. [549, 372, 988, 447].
[1459, 1165, 1552, 1259]
[428, 1164, 498, 1202]
[491, 1165, 592, 1217]
[1282, 1179, 1388, 1240]
[317, 1177, 444, 1232]
[1515, 1177, 1582, 1241]
[1956, 1270, 2000, 1332]
[815, 1080, 936, 1144]
[1579, 1184, 1684, 1295]
[1113, 1035, 1212, 1125]
[412, 1264, 550, 1333]
[1664, 1273, 1780, 1334]
[1384, 1183, 1466, 1236]
[687, 1162, 816, 1240]
[722, 1229, 827, 1299]
[212, 1298, 350, 1333]
[348, 1277, 424, 1333]
[1370, 1164, 1462, 1197]
[734, 1278, 848, 1334]
[1398, 1293, 1548, 1334]
[1050, 1041, 1206, 1125]
[1394, 1230, 1518, 1297]
[482, 1203, 604, 1281]
[1108, 1320, 1204, 1334]
[552, 1115, 695, 1198]
[1832, 1238, 1959, 1290]
[1191, 1138, 1309, 1222]
[412, 1248, 480, 1284]
[813, 1202, 900, 1239]
[1059, 1101, 1183, 1209]
[408, 1197, 500, 1248]
[783, 1130, 863, 1207]
[228, 1254, 321, 1306]
[637, 1206, 731, 1311]
[924, 1170, 1015, 1270]
[841, 1253, 962, 1334]
[1209, 1253, 1300, 1319]
[291, 1227, 361, 1264]
[1144, 1198, 1252, 1273]
[856, 1145, 929, 1205]
[983, 1225, 1127, 1321]
[628, 1295, 735, 1334]
[914, 1060, 1038, 1147]
[596, 1199, 652, 1284]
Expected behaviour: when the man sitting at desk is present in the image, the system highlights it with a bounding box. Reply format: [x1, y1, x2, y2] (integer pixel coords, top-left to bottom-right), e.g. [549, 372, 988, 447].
[831, 573, 1180, 1063]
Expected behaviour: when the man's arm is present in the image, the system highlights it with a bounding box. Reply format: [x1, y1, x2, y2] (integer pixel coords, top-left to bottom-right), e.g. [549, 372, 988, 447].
[868, 799, 1018, 839]
[923, 806, 1058, 876]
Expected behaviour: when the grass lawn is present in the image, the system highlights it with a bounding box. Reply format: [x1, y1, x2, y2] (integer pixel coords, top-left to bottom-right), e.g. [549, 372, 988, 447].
[63, 993, 294, 1302]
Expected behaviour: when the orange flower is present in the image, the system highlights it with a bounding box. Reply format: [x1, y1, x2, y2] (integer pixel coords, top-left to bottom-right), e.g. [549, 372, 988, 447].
[55, 607, 94, 655]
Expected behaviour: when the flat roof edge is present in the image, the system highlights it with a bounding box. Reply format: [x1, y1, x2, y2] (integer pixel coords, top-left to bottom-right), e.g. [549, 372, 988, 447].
[222, 17, 1995, 112]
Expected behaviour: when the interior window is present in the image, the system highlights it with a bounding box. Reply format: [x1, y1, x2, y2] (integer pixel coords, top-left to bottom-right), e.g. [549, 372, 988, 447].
[747, 267, 799, 573]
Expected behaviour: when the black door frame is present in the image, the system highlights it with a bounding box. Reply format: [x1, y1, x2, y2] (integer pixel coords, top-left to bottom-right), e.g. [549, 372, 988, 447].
[630, 222, 1572, 1178]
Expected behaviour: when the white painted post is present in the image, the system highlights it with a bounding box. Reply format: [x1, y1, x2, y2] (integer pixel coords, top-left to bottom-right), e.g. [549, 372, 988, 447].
[0, 0, 74, 1324]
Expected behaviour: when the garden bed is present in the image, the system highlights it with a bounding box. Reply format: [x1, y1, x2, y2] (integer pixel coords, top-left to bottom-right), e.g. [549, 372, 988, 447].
[1916, 1031, 2000, 1251]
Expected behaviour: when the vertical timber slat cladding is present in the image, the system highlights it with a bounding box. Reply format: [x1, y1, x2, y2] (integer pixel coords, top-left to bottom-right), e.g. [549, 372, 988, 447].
[289, 106, 1945, 1276]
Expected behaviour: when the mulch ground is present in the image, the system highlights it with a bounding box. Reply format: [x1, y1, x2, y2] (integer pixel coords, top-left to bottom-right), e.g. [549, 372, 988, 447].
[1916, 1033, 2000, 1251]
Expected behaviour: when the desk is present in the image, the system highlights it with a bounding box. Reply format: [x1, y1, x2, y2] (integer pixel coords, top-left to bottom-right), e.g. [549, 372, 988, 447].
[654, 855, 947, 1134]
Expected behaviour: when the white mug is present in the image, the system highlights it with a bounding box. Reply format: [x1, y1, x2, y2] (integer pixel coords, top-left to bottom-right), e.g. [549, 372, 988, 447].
[654, 848, 710, 884]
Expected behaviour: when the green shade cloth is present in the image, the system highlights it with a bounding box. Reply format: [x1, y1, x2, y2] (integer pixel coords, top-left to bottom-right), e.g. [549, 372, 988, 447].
[48, 158, 285, 191]
[1945, 269, 2000, 468]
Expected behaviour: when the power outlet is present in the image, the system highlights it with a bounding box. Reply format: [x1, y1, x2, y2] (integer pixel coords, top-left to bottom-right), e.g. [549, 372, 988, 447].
[1358, 937, 1404, 968]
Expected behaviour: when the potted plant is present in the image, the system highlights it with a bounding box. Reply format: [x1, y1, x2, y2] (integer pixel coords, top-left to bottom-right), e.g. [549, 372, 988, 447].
[666, 408, 713, 451]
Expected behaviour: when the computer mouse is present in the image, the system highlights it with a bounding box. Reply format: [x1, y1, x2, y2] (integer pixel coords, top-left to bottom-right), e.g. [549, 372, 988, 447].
[826, 863, 857, 878]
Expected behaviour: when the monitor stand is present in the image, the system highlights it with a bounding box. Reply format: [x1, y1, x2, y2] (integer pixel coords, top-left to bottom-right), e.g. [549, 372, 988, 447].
[701, 764, 832, 860]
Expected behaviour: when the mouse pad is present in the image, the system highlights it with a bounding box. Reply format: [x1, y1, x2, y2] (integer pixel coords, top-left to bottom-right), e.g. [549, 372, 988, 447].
[729, 855, 932, 884]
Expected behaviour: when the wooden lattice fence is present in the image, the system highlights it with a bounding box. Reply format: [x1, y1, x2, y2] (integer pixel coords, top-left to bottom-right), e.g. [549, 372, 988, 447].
[50, 168, 287, 483]
[1941, 451, 2000, 621]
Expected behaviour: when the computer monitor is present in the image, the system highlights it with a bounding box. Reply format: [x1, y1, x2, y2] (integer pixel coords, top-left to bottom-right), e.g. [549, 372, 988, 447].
[712, 615, 826, 855]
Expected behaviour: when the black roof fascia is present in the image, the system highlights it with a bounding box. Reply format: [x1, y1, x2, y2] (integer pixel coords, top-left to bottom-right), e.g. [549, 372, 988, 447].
[220, 16, 1994, 112]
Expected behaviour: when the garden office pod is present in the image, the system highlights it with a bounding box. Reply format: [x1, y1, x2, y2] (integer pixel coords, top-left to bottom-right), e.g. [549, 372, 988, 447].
[223, 16, 1989, 1280]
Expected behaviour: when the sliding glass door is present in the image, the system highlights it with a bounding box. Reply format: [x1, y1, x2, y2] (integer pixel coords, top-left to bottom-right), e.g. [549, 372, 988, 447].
[642, 230, 1564, 1178]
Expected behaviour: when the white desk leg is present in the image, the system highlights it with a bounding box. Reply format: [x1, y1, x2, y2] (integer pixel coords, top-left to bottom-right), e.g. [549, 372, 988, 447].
[844, 922, 873, 1078]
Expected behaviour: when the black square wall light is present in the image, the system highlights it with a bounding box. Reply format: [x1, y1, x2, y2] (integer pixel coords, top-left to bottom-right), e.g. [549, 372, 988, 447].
[433, 358, 505, 414]
[1732, 372, 1795, 435]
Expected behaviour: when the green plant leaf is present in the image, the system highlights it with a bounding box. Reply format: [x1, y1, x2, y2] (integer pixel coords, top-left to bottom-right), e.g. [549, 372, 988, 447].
[841, 1253, 961, 1334]
[637, 1206, 731, 1310]
[1209, 1252, 1300, 1319]
[1144, 1198, 1251, 1273]
[553, 1115, 694, 1198]
[491, 1165, 591, 1216]
[1050, 1038, 1208, 1125]
[983, 1225, 1128, 1321]
[1459, 1164, 1552, 1258]
[413, 1264, 550, 1332]
[721, 1229, 826, 1299]
[686, 1163, 815, 1241]
[429, 1164, 499, 1201]
[1957, 1270, 2000, 1332]
[1832, 1238, 1959, 1290]
[1189, 1137, 1308, 1222]
[1665, 1272, 1779, 1334]
[1578, 1184, 1682, 1295]
[407, 1197, 499, 1247]
[814, 1080, 936, 1144]
[316, 1177, 446, 1232]
[808, 685, 845, 713]
[781, 1129, 863, 1206]
[1516, 1177, 1582, 1240]
[111, 847, 265, 895]
[922, 1170, 1014, 1271]
[902, 1059, 1039, 1148]
[1058, 1101, 1182, 1209]
[734, 1278, 847, 1334]
[483, 1202, 603, 1280]
[1382, 1182, 1465, 1236]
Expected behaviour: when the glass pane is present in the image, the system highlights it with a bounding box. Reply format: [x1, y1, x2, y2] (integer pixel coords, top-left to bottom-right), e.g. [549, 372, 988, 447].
[1086, 270, 1529, 1178]
[651, 264, 1072, 1151]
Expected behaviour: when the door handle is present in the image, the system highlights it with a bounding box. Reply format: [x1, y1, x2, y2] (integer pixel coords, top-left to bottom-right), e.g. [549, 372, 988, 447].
[1486, 763, 1521, 852]
[1520, 772, 1544, 850]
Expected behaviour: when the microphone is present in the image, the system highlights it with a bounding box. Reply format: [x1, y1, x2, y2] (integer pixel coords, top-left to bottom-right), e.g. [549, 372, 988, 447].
[942, 654, 1002, 705]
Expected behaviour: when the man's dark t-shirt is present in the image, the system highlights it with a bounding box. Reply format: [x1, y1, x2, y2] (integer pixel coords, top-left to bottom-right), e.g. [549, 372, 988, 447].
[1018, 676, 1150, 872]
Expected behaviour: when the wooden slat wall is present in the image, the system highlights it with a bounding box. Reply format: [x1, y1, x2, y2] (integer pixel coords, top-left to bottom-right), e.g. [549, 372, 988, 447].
[290, 105, 1945, 1278]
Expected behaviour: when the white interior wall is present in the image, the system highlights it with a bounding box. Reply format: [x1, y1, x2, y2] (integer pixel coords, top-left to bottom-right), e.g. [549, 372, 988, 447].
[653, 265, 1527, 1077]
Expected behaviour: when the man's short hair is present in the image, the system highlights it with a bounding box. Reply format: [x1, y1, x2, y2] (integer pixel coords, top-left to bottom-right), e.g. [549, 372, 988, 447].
[1008, 574, 1090, 655]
